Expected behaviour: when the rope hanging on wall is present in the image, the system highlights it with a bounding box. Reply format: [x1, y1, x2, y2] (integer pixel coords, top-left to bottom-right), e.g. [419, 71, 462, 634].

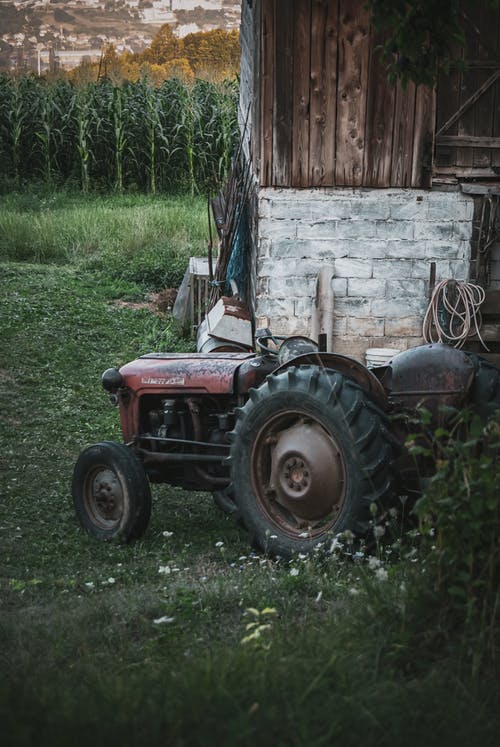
[422, 278, 489, 351]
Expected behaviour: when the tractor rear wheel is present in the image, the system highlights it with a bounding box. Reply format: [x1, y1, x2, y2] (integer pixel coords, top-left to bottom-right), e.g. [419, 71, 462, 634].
[468, 355, 500, 420]
[72, 441, 152, 542]
[229, 366, 398, 558]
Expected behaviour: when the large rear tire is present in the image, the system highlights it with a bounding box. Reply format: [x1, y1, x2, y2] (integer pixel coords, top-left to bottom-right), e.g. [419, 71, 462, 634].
[229, 366, 398, 558]
[72, 441, 152, 542]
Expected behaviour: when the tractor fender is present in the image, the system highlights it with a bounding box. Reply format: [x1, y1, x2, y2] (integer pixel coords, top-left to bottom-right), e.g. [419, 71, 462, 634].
[273, 352, 388, 408]
[371, 343, 475, 420]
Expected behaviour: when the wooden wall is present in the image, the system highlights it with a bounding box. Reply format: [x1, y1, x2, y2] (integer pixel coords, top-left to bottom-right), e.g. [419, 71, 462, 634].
[435, 3, 500, 179]
[248, 0, 435, 189]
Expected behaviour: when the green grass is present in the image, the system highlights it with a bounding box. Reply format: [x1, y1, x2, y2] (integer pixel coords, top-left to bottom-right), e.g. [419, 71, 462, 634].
[0, 189, 207, 289]
[1, 196, 499, 746]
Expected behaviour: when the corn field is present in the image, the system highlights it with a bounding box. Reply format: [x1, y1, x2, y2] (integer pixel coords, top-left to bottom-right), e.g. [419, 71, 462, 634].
[0, 75, 239, 194]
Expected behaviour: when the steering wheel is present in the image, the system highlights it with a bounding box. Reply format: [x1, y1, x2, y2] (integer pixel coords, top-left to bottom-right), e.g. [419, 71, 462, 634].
[255, 334, 289, 356]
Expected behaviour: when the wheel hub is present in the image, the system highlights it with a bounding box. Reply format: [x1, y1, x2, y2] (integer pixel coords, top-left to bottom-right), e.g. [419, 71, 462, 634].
[88, 468, 123, 525]
[265, 419, 345, 522]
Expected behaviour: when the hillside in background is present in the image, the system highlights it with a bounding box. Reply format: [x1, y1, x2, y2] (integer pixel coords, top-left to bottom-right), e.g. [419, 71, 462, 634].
[0, 0, 241, 70]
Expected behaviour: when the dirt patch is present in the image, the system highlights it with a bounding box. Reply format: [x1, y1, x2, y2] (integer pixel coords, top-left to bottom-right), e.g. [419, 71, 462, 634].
[111, 288, 178, 315]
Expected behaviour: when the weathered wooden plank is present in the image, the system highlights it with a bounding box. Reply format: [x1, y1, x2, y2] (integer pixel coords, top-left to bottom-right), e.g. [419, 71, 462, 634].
[335, 0, 370, 186]
[309, 0, 338, 187]
[481, 289, 500, 315]
[437, 135, 500, 147]
[391, 82, 416, 186]
[291, 0, 311, 187]
[411, 84, 435, 188]
[272, 0, 294, 185]
[260, 0, 275, 186]
[251, 0, 261, 171]
[363, 28, 396, 187]
[473, 3, 498, 168]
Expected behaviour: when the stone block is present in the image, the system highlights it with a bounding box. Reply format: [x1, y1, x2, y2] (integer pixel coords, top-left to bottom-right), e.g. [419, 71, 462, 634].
[334, 257, 373, 278]
[347, 278, 386, 297]
[390, 198, 427, 221]
[371, 296, 426, 316]
[256, 297, 295, 318]
[411, 259, 450, 279]
[347, 317, 385, 337]
[347, 240, 388, 259]
[334, 297, 373, 317]
[296, 221, 338, 240]
[384, 240, 426, 259]
[372, 259, 413, 279]
[385, 316, 423, 337]
[453, 221, 473, 241]
[414, 222, 454, 241]
[335, 219, 378, 240]
[268, 275, 317, 297]
[424, 242, 463, 260]
[376, 220, 414, 240]
[331, 277, 348, 296]
[259, 218, 297, 240]
[386, 278, 426, 298]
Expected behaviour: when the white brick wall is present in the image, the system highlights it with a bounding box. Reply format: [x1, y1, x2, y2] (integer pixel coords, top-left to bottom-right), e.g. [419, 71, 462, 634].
[255, 187, 474, 361]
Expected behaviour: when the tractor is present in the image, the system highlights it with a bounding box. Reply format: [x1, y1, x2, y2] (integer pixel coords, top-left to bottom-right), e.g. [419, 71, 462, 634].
[71, 333, 500, 558]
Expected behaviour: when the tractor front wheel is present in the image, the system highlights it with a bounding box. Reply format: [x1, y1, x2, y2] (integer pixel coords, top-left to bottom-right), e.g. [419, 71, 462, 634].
[72, 441, 152, 542]
[229, 366, 397, 558]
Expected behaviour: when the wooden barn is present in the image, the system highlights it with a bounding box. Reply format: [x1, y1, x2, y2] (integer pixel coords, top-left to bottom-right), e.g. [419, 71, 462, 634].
[231, 0, 500, 363]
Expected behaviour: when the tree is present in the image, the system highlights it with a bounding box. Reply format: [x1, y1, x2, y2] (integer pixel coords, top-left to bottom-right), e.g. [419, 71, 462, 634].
[366, 0, 500, 87]
[145, 24, 182, 65]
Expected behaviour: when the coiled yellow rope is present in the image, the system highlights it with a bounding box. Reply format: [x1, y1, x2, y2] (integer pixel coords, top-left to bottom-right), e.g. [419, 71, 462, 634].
[422, 278, 489, 351]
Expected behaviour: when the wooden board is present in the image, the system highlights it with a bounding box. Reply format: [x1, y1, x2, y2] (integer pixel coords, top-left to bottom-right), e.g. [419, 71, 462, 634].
[260, 0, 274, 186]
[272, 0, 293, 185]
[335, 0, 371, 186]
[309, 0, 338, 186]
[291, 0, 312, 186]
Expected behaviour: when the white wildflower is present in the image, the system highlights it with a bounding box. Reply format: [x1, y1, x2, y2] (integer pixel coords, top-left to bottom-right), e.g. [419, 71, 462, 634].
[153, 616, 175, 625]
[368, 556, 382, 569]
[158, 565, 171, 575]
[289, 567, 299, 577]
[373, 525, 386, 539]
[215, 541, 224, 548]
[84, 582, 94, 589]
[349, 587, 360, 596]
[315, 591, 323, 603]
[107, 577, 116, 584]
[375, 567, 389, 582]
[162, 531, 174, 538]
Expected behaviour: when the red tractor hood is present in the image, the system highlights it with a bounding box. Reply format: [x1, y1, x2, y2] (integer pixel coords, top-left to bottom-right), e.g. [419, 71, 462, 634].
[119, 352, 255, 395]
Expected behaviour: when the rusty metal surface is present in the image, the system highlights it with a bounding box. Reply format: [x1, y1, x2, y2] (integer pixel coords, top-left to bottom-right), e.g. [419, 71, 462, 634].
[251, 412, 345, 538]
[120, 354, 253, 396]
[274, 352, 388, 408]
[385, 343, 475, 417]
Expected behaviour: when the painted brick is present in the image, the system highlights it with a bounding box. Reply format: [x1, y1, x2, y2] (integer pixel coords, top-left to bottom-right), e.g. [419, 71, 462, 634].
[347, 317, 385, 336]
[371, 296, 426, 316]
[334, 297, 373, 317]
[411, 259, 450, 279]
[259, 218, 297, 240]
[333, 316, 347, 336]
[385, 316, 423, 336]
[268, 275, 317, 297]
[372, 259, 413, 278]
[414, 221, 454, 241]
[347, 278, 386, 297]
[268, 315, 309, 336]
[453, 221, 473, 241]
[424, 241, 467, 260]
[256, 297, 295, 318]
[334, 257, 373, 278]
[331, 277, 348, 296]
[296, 221, 339, 240]
[383, 240, 424, 259]
[386, 278, 426, 298]
[390, 198, 427, 221]
[347, 240, 388, 259]
[258, 257, 324, 278]
[334, 219, 378, 239]
[376, 220, 414, 240]
[268, 238, 349, 260]
[449, 260, 469, 279]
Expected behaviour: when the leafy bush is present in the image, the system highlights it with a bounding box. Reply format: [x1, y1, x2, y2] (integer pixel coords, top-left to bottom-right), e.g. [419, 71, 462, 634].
[412, 409, 500, 672]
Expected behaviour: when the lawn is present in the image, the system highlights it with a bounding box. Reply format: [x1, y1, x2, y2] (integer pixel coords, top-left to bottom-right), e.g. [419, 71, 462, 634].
[0, 192, 499, 747]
